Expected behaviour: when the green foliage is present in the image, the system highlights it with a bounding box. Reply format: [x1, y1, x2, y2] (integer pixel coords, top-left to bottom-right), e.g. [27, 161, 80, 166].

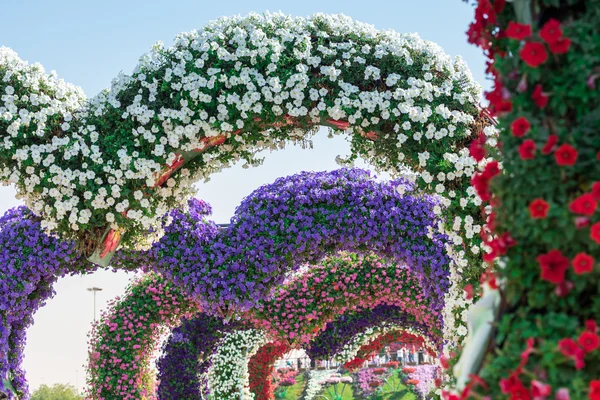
[30, 384, 82, 400]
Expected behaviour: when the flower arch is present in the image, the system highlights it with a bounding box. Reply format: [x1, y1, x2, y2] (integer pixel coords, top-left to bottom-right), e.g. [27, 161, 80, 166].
[0, 13, 487, 278]
[139, 168, 452, 317]
[248, 253, 439, 344]
[0, 199, 213, 399]
[0, 11, 494, 399]
[85, 274, 199, 400]
[306, 304, 437, 362]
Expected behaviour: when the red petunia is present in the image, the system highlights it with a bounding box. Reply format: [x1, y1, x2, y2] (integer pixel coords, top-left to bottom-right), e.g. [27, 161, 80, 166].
[469, 133, 487, 162]
[569, 194, 598, 216]
[579, 331, 600, 353]
[592, 182, 600, 201]
[519, 139, 536, 159]
[558, 338, 580, 357]
[531, 380, 552, 397]
[506, 22, 532, 40]
[589, 380, 600, 400]
[573, 253, 595, 274]
[529, 198, 550, 219]
[464, 284, 474, 300]
[587, 320, 598, 333]
[520, 42, 548, 67]
[511, 116, 531, 137]
[540, 19, 563, 44]
[542, 134, 558, 154]
[537, 249, 570, 284]
[555, 144, 578, 166]
[550, 37, 572, 54]
[532, 84, 549, 108]
[487, 160, 501, 176]
[591, 222, 600, 244]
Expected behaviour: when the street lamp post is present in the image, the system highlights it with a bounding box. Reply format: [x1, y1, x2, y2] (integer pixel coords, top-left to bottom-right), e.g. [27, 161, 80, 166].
[87, 287, 103, 321]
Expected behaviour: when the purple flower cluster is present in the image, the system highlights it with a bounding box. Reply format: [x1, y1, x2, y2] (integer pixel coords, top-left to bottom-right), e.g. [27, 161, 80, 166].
[147, 168, 450, 315]
[356, 368, 377, 396]
[306, 304, 437, 361]
[156, 313, 248, 399]
[408, 365, 438, 398]
[0, 207, 90, 399]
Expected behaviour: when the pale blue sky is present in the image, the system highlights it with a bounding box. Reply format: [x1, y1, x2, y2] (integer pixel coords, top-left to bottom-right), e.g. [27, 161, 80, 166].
[0, 0, 487, 393]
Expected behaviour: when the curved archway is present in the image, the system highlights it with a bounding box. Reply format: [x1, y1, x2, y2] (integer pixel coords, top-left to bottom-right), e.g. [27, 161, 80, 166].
[0, 200, 213, 398]
[85, 274, 199, 400]
[138, 168, 451, 316]
[305, 304, 437, 362]
[247, 252, 439, 344]
[0, 13, 486, 276]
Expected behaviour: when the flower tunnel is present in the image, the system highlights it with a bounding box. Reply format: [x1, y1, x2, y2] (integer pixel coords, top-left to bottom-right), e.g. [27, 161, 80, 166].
[0, 11, 493, 400]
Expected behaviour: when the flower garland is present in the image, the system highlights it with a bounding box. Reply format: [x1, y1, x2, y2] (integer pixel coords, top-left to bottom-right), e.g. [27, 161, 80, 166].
[148, 168, 451, 316]
[331, 323, 433, 364]
[155, 313, 248, 399]
[343, 330, 429, 371]
[85, 274, 200, 400]
[0, 207, 91, 399]
[303, 369, 338, 400]
[0, 13, 484, 264]
[248, 253, 439, 345]
[441, 1, 600, 399]
[207, 328, 268, 399]
[247, 342, 290, 400]
[306, 304, 436, 361]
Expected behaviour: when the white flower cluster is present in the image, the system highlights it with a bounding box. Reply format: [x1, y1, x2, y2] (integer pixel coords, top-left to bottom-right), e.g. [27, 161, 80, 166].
[303, 369, 338, 400]
[0, 12, 482, 251]
[207, 328, 267, 400]
[332, 323, 434, 364]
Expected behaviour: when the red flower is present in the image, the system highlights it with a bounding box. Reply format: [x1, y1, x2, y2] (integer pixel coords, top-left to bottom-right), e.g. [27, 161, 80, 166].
[541, 134, 558, 154]
[510, 382, 532, 399]
[550, 37, 572, 54]
[569, 194, 598, 215]
[506, 22, 532, 40]
[555, 280, 574, 297]
[555, 144, 578, 166]
[540, 19, 563, 44]
[592, 182, 600, 201]
[469, 133, 487, 162]
[483, 161, 501, 178]
[579, 331, 600, 353]
[592, 222, 600, 244]
[531, 380, 552, 397]
[440, 355, 451, 369]
[464, 284, 474, 300]
[519, 140, 536, 159]
[500, 374, 521, 394]
[587, 320, 598, 333]
[572, 253, 595, 274]
[537, 249, 570, 284]
[558, 338, 580, 357]
[511, 117, 531, 137]
[520, 42, 548, 67]
[589, 380, 600, 400]
[529, 199, 550, 219]
[532, 84, 549, 108]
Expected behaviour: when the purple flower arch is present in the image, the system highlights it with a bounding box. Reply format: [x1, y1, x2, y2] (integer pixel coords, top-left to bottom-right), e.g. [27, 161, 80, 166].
[0, 200, 214, 399]
[0, 207, 93, 398]
[136, 168, 451, 317]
